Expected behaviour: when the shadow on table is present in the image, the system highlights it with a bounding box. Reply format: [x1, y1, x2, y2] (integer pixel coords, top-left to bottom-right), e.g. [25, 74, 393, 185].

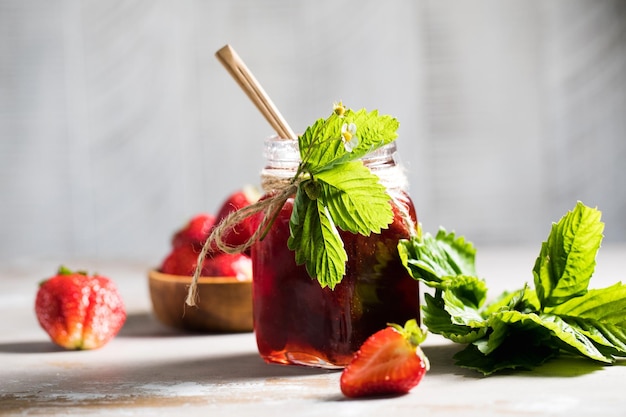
[0, 340, 66, 354]
[421, 343, 480, 378]
[117, 311, 193, 338]
[118, 313, 330, 379]
[118, 311, 259, 338]
[0, 312, 234, 354]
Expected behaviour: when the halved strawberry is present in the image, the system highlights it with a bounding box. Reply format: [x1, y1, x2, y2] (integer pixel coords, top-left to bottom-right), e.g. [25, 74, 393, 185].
[340, 319, 429, 398]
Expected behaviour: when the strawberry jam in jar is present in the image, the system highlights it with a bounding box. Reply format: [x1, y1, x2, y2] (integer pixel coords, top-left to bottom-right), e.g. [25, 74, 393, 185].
[251, 136, 420, 368]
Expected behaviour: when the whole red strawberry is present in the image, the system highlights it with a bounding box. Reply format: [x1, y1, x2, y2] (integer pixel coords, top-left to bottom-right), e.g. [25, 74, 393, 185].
[340, 319, 429, 398]
[161, 245, 252, 280]
[213, 186, 260, 253]
[160, 245, 202, 276]
[172, 213, 216, 250]
[201, 252, 252, 281]
[35, 266, 127, 350]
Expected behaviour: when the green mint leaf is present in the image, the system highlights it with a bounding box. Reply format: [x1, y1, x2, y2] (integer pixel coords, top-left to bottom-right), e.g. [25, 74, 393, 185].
[454, 333, 558, 376]
[474, 316, 510, 355]
[491, 310, 613, 363]
[549, 282, 626, 356]
[400, 202, 624, 374]
[482, 286, 541, 317]
[560, 317, 626, 357]
[533, 201, 604, 309]
[298, 109, 398, 173]
[398, 228, 477, 285]
[549, 282, 626, 325]
[287, 186, 347, 289]
[476, 285, 543, 355]
[314, 161, 393, 235]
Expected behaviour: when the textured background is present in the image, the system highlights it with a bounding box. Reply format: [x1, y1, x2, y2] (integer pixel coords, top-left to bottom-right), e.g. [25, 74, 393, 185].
[1, 0, 625, 264]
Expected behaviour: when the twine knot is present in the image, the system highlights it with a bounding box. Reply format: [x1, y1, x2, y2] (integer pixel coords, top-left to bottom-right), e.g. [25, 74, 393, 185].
[185, 182, 298, 307]
[184, 161, 417, 307]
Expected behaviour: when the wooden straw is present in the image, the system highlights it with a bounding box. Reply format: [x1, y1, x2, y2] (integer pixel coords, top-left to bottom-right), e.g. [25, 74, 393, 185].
[215, 44, 296, 140]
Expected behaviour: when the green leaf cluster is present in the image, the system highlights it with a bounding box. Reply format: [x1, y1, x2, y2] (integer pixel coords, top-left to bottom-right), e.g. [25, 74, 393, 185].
[399, 202, 626, 375]
[287, 107, 399, 289]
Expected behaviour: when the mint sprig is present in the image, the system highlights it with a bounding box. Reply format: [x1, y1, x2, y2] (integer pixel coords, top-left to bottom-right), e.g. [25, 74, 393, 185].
[533, 202, 604, 309]
[287, 106, 399, 289]
[399, 201, 626, 375]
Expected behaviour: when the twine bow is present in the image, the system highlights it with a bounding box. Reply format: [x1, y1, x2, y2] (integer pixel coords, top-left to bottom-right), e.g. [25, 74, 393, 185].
[184, 161, 417, 307]
[185, 182, 297, 307]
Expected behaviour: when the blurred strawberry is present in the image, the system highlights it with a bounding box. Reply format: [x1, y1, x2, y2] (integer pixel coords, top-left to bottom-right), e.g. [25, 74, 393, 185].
[35, 266, 126, 350]
[161, 245, 202, 276]
[201, 252, 252, 281]
[161, 245, 252, 281]
[213, 186, 261, 253]
[172, 213, 216, 250]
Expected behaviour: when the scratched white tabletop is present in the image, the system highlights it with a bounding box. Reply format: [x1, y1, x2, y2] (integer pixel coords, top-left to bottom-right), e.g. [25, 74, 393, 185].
[2, 245, 625, 417]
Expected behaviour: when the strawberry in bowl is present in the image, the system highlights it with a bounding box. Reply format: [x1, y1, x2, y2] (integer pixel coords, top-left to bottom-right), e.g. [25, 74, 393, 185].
[149, 187, 260, 333]
[212, 186, 260, 254]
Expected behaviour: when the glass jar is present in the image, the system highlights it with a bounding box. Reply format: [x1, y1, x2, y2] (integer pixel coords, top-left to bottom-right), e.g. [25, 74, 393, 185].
[251, 136, 420, 368]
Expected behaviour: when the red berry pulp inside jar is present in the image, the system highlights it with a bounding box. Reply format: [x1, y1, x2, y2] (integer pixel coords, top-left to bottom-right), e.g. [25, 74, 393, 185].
[251, 136, 420, 368]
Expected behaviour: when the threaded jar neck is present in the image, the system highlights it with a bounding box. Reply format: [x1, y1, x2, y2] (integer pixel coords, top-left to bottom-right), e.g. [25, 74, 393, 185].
[261, 136, 407, 193]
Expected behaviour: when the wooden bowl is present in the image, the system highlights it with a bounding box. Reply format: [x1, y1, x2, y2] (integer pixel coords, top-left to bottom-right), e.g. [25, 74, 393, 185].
[148, 270, 253, 333]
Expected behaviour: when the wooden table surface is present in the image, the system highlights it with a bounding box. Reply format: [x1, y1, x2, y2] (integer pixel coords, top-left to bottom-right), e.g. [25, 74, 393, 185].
[2, 246, 626, 416]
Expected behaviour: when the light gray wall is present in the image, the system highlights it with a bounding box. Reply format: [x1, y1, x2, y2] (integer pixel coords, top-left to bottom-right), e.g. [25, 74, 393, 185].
[1, 0, 625, 263]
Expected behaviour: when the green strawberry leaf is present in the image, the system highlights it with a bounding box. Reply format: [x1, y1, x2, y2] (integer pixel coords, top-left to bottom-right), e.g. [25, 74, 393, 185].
[287, 185, 347, 289]
[297, 116, 344, 171]
[286, 106, 400, 288]
[441, 283, 487, 327]
[441, 275, 488, 311]
[314, 161, 393, 235]
[422, 292, 488, 344]
[298, 109, 399, 173]
[398, 228, 477, 286]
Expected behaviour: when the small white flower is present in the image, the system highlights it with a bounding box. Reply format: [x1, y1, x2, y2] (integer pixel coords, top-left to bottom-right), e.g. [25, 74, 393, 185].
[341, 122, 359, 152]
[333, 101, 346, 117]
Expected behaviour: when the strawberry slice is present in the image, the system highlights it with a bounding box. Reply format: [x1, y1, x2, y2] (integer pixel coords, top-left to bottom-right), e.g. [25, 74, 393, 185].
[340, 319, 429, 398]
